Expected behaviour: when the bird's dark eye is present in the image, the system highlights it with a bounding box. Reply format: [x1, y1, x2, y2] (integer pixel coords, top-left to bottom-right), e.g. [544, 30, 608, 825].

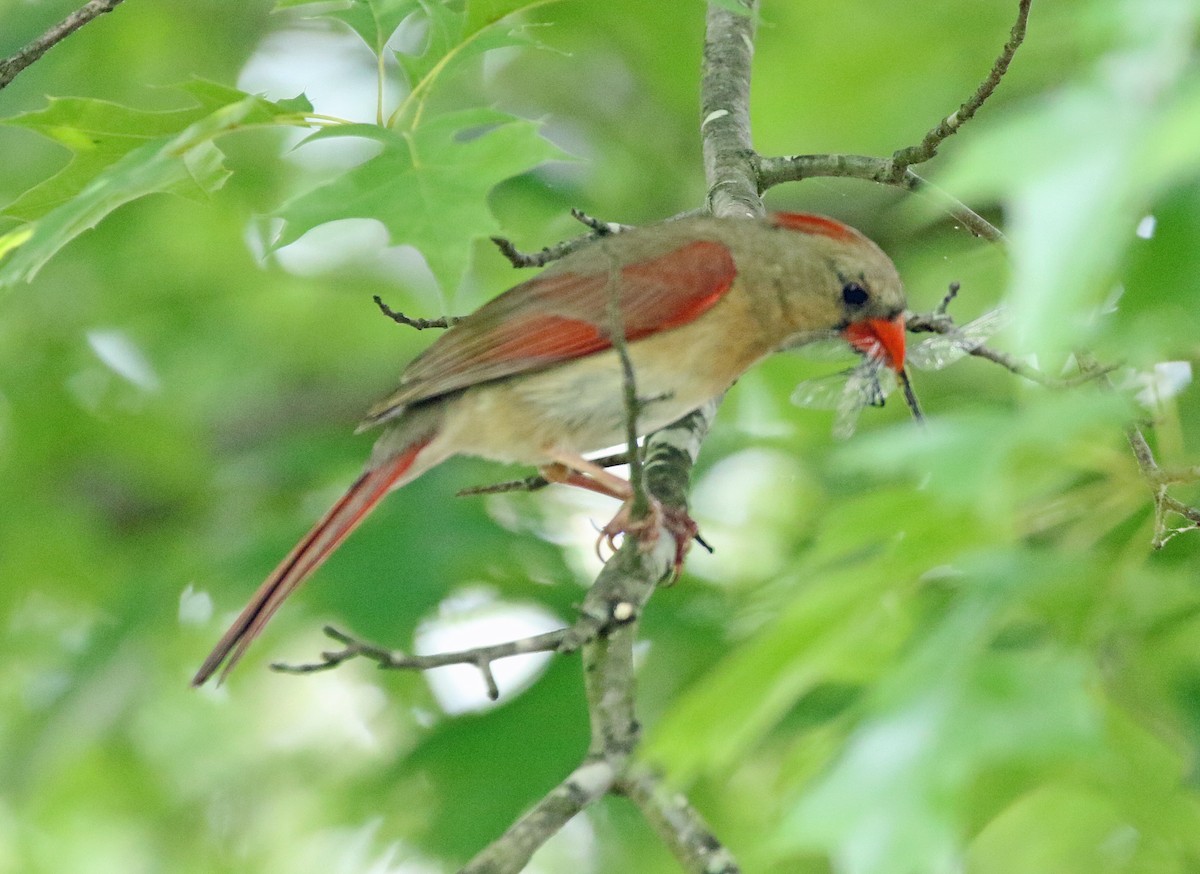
[842, 282, 869, 307]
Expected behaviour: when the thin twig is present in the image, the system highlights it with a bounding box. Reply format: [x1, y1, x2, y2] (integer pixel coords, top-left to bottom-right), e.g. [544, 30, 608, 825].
[372, 295, 462, 329]
[490, 234, 579, 269]
[1073, 353, 1200, 549]
[0, 0, 126, 91]
[905, 310, 1104, 388]
[753, 0, 1034, 240]
[1155, 466, 1200, 485]
[603, 248, 649, 520]
[490, 209, 632, 269]
[755, 155, 1005, 241]
[619, 766, 741, 874]
[936, 281, 962, 315]
[890, 0, 1032, 173]
[570, 208, 629, 236]
[456, 473, 553, 496]
[461, 759, 618, 874]
[272, 625, 567, 701]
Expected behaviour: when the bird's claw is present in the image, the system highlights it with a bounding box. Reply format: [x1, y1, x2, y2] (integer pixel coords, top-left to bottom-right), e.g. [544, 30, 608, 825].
[595, 497, 699, 579]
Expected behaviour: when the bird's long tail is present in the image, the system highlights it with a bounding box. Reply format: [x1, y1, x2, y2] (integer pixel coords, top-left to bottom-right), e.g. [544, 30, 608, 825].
[192, 434, 433, 686]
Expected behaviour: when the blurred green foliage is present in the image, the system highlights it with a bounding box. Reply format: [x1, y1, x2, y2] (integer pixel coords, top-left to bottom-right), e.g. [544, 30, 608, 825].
[2, 1, 1199, 872]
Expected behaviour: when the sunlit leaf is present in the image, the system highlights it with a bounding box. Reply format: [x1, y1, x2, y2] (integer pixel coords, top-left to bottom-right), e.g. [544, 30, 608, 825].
[1, 99, 212, 221]
[274, 109, 570, 298]
[0, 83, 312, 286]
[331, 0, 422, 55]
[392, 0, 556, 127]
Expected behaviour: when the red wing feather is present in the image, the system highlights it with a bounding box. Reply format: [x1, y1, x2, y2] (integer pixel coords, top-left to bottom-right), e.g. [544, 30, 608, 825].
[364, 239, 736, 424]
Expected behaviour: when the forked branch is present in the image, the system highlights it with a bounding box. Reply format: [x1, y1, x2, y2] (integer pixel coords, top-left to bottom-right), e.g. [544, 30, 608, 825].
[890, 0, 1032, 172]
[755, 0, 1032, 239]
[272, 625, 568, 701]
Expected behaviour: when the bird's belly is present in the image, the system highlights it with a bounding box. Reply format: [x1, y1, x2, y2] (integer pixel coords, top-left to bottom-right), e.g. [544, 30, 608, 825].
[436, 340, 753, 465]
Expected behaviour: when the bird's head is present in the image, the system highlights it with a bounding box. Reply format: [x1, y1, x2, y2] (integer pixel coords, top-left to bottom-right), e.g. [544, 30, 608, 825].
[769, 212, 907, 372]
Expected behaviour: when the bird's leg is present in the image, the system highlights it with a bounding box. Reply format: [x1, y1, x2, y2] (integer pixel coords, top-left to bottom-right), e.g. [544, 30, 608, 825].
[540, 457, 657, 558]
[541, 452, 696, 573]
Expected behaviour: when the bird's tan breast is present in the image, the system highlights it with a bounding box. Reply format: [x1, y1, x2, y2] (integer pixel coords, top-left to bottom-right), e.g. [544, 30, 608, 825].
[432, 284, 775, 464]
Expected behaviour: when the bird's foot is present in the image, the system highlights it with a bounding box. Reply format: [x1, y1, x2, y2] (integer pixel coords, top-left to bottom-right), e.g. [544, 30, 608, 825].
[597, 498, 698, 578]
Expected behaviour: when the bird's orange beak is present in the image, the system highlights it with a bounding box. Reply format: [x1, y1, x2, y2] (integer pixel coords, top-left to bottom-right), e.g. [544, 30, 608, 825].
[844, 315, 906, 372]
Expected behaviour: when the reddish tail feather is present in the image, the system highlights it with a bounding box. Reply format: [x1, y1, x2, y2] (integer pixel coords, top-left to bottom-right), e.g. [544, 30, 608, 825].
[192, 437, 431, 686]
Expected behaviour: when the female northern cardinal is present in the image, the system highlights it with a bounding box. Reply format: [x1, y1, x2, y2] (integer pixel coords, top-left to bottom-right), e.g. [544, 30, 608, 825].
[193, 212, 908, 685]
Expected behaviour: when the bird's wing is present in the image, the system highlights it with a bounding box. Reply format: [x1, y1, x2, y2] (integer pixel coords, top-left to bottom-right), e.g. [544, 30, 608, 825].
[361, 238, 737, 427]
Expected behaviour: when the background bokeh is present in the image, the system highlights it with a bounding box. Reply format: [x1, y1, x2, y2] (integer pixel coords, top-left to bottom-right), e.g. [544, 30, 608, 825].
[2, 1, 1200, 872]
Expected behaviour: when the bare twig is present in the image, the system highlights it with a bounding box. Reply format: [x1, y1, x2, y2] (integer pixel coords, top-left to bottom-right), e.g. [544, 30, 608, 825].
[905, 310, 1104, 388]
[1124, 422, 1200, 549]
[490, 234, 580, 269]
[936, 281, 962, 315]
[272, 625, 566, 701]
[1070, 354, 1200, 549]
[755, 155, 1006, 242]
[603, 248, 650, 520]
[490, 209, 632, 269]
[372, 295, 462, 329]
[456, 472, 554, 496]
[0, 0, 126, 91]
[461, 759, 618, 874]
[890, 0, 1032, 173]
[1155, 466, 1200, 485]
[570, 208, 629, 236]
[753, 0, 1034, 240]
[619, 767, 741, 874]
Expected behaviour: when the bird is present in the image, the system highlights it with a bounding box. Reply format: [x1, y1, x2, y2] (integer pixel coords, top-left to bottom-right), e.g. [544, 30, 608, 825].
[193, 211, 908, 685]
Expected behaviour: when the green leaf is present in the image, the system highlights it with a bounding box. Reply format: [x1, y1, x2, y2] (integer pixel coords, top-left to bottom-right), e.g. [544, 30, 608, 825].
[465, 0, 550, 33]
[274, 109, 570, 299]
[0, 85, 313, 286]
[645, 488, 996, 784]
[1, 82, 311, 225]
[1, 99, 212, 222]
[927, 1, 1200, 362]
[391, 0, 556, 128]
[773, 551, 1102, 874]
[283, 0, 422, 56]
[394, 1, 467, 89]
[645, 551, 911, 785]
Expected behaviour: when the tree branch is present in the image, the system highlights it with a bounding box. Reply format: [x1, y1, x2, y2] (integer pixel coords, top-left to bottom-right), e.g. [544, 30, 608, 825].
[460, 759, 618, 874]
[756, 155, 1006, 241]
[0, 0, 126, 91]
[619, 766, 741, 874]
[753, 0, 1034, 240]
[890, 0, 1032, 172]
[271, 625, 567, 701]
[701, 0, 763, 219]
[373, 295, 463, 329]
[904, 309, 1103, 388]
[491, 209, 632, 269]
[464, 5, 761, 869]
